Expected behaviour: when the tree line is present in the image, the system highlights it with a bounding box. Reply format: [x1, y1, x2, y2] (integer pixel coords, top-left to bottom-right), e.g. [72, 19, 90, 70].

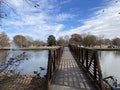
[0, 32, 120, 48]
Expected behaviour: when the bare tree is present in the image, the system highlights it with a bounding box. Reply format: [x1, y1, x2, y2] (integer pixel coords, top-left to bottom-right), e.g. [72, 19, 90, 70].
[82, 35, 97, 47]
[103, 39, 112, 45]
[69, 34, 82, 45]
[64, 35, 69, 46]
[32, 40, 41, 46]
[112, 38, 120, 46]
[57, 37, 66, 46]
[0, 32, 10, 47]
[13, 35, 28, 48]
[0, 0, 40, 20]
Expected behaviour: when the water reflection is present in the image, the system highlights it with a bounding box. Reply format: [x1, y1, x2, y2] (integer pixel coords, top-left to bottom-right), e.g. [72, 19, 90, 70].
[18, 50, 48, 77]
[0, 50, 8, 63]
[99, 51, 120, 83]
[0, 50, 48, 77]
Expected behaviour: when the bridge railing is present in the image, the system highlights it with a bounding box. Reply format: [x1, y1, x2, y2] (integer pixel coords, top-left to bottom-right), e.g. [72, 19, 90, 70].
[69, 45, 105, 90]
[47, 46, 64, 88]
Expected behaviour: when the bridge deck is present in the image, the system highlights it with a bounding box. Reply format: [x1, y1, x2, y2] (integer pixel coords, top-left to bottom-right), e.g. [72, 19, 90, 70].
[49, 47, 97, 90]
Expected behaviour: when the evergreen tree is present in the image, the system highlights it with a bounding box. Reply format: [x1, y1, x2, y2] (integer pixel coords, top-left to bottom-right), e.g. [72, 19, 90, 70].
[47, 35, 56, 46]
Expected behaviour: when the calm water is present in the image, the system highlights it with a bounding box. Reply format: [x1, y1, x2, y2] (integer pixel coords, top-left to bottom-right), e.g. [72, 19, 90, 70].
[1, 49, 120, 82]
[0, 50, 48, 77]
[99, 51, 120, 83]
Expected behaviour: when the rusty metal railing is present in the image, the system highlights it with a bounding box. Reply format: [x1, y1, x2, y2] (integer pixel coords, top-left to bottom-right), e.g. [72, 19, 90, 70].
[47, 46, 64, 88]
[69, 45, 105, 90]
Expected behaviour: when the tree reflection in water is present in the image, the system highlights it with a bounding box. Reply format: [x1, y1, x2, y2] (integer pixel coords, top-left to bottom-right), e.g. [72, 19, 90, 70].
[0, 50, 47, 90]
[0, 50, 8, 64]
[0, 51, 29, 73]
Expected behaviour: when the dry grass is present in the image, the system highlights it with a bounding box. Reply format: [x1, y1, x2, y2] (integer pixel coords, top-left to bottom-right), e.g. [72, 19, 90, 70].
[0, 72, 47, 90]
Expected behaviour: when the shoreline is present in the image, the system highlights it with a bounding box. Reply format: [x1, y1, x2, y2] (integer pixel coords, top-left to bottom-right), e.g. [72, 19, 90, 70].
[0, 46, 120, 51]
[94, 48, 120, 51]
[0, 46, 60, 50]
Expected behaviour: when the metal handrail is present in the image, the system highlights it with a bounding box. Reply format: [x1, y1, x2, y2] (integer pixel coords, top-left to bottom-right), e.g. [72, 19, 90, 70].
[47, 46, 64, 89]
[69, 45, 105, 90]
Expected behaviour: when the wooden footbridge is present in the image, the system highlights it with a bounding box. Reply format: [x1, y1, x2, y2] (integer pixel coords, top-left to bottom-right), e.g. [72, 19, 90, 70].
[47, 45, 105, 90]
[0, 45, 106, 90]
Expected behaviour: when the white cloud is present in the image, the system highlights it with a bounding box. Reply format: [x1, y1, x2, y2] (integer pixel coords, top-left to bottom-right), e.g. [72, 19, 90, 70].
[60, 0, 73, 5]
[1, 0, 120, 41]
[1, 0, 66, 41]
[55, 13, 74, 21]
[60, 0, 120, 39]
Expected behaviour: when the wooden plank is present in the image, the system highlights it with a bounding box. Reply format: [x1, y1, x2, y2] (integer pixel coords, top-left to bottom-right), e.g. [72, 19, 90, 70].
[49, 47, 97, 90]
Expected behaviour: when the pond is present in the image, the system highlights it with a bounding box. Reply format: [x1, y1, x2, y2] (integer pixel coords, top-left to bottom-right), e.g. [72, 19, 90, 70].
[0, 49, 48, 77]
[99, 51, 120, 83]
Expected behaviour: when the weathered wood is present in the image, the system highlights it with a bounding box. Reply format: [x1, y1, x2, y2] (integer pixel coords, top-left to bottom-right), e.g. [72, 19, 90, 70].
[49, 47, 97, 90]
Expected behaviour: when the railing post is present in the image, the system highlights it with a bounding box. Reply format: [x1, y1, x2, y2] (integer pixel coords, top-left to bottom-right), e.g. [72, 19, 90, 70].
[47, 46, 64, 90]
[81, 48, 84, 64]
[86, 50, 88, 70]
[53, 50, 56, 71]
[69, 45, 105, 90]
[47, 50, 52, 89]
[95, 51, 105, 90]
[78, 48, 80, 62]
[94, 52, 97, 80]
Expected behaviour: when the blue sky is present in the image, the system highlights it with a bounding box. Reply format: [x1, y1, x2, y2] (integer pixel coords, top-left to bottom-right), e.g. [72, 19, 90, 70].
[0, 0, 120, 41]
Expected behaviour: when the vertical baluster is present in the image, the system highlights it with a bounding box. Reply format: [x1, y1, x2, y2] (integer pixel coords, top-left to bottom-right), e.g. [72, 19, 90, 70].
[86, 50, 88, 70]
[81, 48, 84, 64]
[94, 52, 97, 80]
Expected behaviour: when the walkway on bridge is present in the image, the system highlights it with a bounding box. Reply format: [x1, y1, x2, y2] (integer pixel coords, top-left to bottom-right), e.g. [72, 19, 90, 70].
[50, 47, 97, 90]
